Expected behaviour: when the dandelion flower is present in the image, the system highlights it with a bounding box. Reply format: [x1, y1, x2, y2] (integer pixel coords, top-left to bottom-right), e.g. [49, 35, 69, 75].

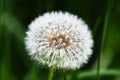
[25, 12, 93, 69]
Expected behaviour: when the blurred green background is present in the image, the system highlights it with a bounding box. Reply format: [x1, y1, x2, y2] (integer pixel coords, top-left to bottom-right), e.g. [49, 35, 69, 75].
[0, 0, 120, 80]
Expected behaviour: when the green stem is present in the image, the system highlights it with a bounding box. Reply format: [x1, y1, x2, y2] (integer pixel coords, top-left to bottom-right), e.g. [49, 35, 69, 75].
[48, 66, 54, 80]
[97, 0, 113, 80]
[64, 72, 67, 80]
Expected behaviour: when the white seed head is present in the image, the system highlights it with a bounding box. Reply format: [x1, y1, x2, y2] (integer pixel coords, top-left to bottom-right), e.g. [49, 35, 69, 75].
[25, 11, 93, 70]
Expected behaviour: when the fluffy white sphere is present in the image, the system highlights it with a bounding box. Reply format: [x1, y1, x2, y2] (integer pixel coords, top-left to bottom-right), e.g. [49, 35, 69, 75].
[25, 12, 93, 69]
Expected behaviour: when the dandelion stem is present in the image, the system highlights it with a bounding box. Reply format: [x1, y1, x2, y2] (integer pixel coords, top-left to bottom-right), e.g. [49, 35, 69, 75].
[64, 72, 67, 80]
[48, 66, 54, 80]
[97, 0, 113, 80]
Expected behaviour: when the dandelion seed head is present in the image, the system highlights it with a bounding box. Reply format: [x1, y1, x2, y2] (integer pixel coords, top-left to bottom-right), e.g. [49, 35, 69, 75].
[25, 11, 93, 69]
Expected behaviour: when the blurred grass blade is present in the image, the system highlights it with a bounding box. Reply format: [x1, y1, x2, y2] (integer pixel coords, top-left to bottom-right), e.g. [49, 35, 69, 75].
[92, 15, 102, 36]
[1, 12, 25, 43]
[77, 69, 120, 79]
[24, 63, 40, 80]
[0, 28, 11, 80]
[97, 0, 113, 80]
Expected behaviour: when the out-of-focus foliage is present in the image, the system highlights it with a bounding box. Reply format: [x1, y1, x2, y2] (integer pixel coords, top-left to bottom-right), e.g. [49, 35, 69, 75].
[0, 0, 120, 80]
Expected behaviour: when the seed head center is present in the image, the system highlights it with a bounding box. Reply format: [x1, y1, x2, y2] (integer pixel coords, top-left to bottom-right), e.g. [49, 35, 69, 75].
[49, 33, 71, 49]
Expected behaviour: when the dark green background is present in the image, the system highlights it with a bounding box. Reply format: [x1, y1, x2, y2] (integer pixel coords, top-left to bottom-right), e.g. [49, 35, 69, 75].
[0, 0, 120, 80]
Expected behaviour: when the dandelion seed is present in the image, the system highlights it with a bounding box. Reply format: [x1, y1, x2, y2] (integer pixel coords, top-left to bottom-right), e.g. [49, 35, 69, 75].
[25, 11, 93, 69]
